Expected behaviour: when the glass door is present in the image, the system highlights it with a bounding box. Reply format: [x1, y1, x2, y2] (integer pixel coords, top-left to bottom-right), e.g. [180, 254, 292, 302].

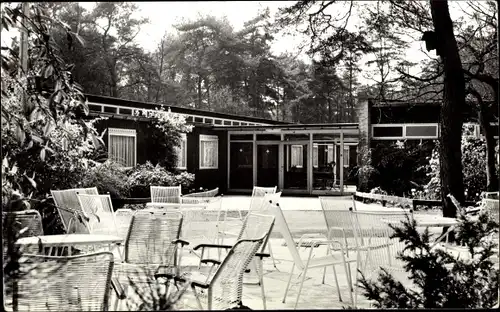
[256, 144, 279, 187]
[283, 143, 309, 191]
[229, 142, 253, 189]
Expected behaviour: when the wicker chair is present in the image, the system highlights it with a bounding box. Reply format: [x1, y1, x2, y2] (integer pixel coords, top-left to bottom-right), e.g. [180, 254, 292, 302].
[150, 185, 182, 204]
[350, 209, 413, 307]
[183, 187, 219, 198]
[156, 236, 267, 310]
[192, 213, 275, 309]
[112, 210, 188, 310]
[5, 251, 114, 312]
[51, 187, 98, 234]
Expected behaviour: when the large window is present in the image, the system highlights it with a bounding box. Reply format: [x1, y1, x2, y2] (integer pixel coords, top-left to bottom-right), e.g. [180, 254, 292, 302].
[291, 145, 303, 168]
[199, 135, 218, 169]
[108, 128, 136, 167]
[176, 133, 187, 169]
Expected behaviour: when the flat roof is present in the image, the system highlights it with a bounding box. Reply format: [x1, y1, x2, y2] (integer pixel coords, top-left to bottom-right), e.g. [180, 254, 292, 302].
[213, 123, 359, 131]
[86, 94, 290, 125]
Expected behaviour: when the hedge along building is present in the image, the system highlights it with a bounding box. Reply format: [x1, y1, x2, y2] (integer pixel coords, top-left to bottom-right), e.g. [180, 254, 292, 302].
[86, 94, 360, 195]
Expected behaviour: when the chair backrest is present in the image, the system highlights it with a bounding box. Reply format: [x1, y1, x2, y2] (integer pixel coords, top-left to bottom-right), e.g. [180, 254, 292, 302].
[250, 192, 282, 214]
[51, 187, 98, 234]
[114, 209, 136, 240]
[249, 186, 277, 212]
[269, 202, 305, 270]
[3, 210, 44, 260]
[210, 236, 265, 310]
[183, 187, 219, 198]
[124, 211, 183, 265]
[237, 213, 275, 253]
[150, 185, 182, 204]
[319, 196, 356, 242]
[2, 210, 44, 238]
[9, 251, 114, 311]
[180, 208, 224, 245]
[76, 194, 119, 236]
[483, 198, 499, 223]
[350, 209, 412, 248]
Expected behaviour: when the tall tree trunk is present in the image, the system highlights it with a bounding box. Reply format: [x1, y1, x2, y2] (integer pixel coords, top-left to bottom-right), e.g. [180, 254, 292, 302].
[197, 75, 202, 109]
[430, 0, 466, 218]
[106, 58, 118, 97]
[477, 98, 499, 192]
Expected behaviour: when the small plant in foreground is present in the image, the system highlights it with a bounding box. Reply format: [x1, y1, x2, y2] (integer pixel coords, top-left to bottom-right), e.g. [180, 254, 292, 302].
[357, 210, 499, 308]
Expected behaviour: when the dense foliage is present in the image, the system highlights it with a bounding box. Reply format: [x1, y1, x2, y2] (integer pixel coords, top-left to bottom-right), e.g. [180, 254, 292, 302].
[358, 209, 499, 308]
[126, 162, 195, 198]
[419, 136, 500, 202]
[133, 107, 193, 170]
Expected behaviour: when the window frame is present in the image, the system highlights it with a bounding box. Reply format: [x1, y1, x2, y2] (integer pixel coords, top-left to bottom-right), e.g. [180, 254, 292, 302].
[199, 134, 219, 169]
[372, 123, 439, 140]
[176, 133, 187, 170]
[290, 144, 304, 168]
[108, 128, 137, 169]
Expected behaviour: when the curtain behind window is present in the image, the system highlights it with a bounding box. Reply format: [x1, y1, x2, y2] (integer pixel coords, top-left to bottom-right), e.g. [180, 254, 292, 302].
[201, 140, 217, 168]
[109, 135, 135, 167]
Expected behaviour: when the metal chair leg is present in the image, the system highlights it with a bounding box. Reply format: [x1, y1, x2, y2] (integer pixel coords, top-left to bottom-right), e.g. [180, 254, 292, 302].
[332, 264, 342, 302]
[258, 260, 267, 310]
[294, 266, 309, 310]
[282, 263, 295, 303]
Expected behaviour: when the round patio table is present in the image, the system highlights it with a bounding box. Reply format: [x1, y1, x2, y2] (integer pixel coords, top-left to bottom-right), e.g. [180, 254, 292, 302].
[15, 234, 123, 257]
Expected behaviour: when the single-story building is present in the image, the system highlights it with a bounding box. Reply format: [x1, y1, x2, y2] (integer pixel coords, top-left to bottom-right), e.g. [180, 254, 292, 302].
[86, 94, 498, 195]
[86, 94, 359, 195]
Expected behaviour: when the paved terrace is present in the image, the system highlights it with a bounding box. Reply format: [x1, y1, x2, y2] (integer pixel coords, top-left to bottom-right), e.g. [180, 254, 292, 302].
[119, 196, 443, 310]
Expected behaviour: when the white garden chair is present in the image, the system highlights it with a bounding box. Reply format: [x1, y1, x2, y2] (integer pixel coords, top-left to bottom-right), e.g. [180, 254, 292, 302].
[350, 209, 413, 307]
[192, 212, 275, 309]
[112, 210, 188, 310]
[270, 202, 356, 308]
[150, 185, 182, 204]
[319, 196, 359, 289]
[6, 251, 114, 312]
[76, 194, 120, 237]
[51, 187, 99, 234]
[155, 235, 267, 310]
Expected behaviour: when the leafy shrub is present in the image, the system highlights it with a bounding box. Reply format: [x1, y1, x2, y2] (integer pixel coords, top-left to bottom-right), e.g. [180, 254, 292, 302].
[370, 140, 435, 197]
[134, 108, 193, 170]
[126, 162, 195, 198]
[357, 165, 380, 192]
[357, 209, 499, 309]
[79, 160, 131, 199]
[423, 136, 500, 202]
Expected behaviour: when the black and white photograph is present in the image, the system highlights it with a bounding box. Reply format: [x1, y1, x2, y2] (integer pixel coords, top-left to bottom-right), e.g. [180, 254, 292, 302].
[1, 1, 499, 310]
